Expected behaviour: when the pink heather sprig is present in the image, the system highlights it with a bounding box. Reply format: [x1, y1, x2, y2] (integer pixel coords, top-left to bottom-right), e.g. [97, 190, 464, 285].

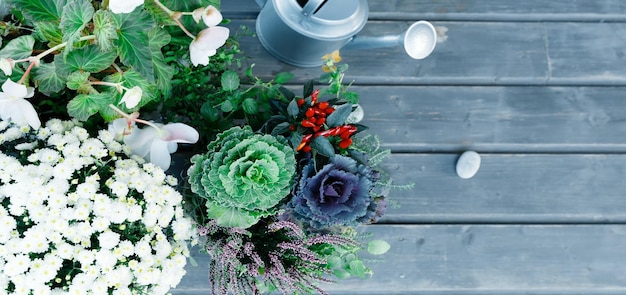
[268, 220, 305, 238]
[277, 241, 324, 264]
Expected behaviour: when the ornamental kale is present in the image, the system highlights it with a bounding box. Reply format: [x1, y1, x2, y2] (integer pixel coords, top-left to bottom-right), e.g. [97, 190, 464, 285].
[289, 155, 380, 229]
[187, 126, 296, 228]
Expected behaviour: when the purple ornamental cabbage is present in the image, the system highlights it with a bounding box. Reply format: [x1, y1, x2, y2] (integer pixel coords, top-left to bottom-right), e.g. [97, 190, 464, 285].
[289, 155, 379, 229]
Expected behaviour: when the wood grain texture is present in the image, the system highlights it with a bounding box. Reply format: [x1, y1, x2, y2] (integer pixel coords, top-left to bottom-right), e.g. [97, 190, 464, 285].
[221, 0, 626, 21]
[226, 20, 626, 85]
[379, 154, 626, 223]
[348, 86, 626, 152]
[172, 224, 626, 294]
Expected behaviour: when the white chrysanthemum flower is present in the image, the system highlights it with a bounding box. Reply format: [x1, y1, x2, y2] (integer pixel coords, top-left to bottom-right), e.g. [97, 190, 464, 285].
[108, 201, 129, 224]
[75, 249, 96, 267]
[91, 216, 110, 232]
[98, 231, 121, 250]
[4, 254, 30, 277]
[1, 120, 197, 294]
[55, 242, 76, 260]
[109, 180, 129, 197]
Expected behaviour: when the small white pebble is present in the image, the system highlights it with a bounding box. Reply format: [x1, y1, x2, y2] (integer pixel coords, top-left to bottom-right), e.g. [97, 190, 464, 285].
[456, 151, 481, 179]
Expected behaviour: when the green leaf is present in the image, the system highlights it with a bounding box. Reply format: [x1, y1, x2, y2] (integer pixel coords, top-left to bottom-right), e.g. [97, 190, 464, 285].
[8, 0, 68, 22]
[143, 0, 176, 26]
[93, 10, 118, 52]
[0, 35, 35, 59]
[326, 256, 344, 269]
[367, 240, 391, 255]
[67, 93, 112, 121]
[242, 97, 258, 115]
[34, 21, 63, 46]
[221, 100, 234, 113]
[271, 122, 291, 136]
[287, 98, 299, 119]
[31, 61, 66, 95]
[66, 71, 90, 91]
[148, 27, 173, 96]
[201, 102, 219, 122]
[333, 269, 350, 279]
[273, 72, 294, 84]
[60, 0, 94, 54]
[64, 45, 117, 72]
[221, 70, 240, 91]
[112, 9, 155, 82]
[348, 260, 366, 278]
[289, 132, 302, 150]
[326, 103, 353, 127]
[342, 91, 360, 104]
[303, 80, 314, 98]
[206, 201, 259, 228]
[311, 136, 335, 157]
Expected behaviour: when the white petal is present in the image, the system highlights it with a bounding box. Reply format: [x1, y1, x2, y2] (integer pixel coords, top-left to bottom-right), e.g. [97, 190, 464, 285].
[192, 7, 203, 23]
[4, 98, 40, 129]
[201, 5, 223, 27]
[189, 43, 210, 66]
[0, 58, 12, 76]
[160, 123, 199, 143]
[109, 118, 131, 139]
[124, 127, 158, 158]
[25, 86, 34, 98]
[149, 140, 172, 170]
[120, 86, 142, 108]
[167, 141, 178, 153]
[1, 79, 27, 99]
[194, 27, 230, 50]
[109, 0, 143, 14]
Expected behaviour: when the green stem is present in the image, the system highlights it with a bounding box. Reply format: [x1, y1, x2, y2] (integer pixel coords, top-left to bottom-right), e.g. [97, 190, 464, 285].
[152, 0, 175, 16]
[34, 35, 96, 61]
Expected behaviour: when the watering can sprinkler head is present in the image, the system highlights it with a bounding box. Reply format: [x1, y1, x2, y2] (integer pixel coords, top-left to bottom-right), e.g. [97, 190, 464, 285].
[342, 20, 437, 60]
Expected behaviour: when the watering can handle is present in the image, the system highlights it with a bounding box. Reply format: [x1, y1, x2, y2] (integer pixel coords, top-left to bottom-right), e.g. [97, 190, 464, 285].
[301, 0, 325, 17]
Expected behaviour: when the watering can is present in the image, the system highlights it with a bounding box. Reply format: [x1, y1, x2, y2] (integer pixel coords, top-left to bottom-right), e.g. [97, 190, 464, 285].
[255, 0, 437, 67]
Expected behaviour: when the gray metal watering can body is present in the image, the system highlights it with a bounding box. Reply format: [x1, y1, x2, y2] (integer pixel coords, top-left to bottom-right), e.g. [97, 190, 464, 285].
[256, 0, 369, 67]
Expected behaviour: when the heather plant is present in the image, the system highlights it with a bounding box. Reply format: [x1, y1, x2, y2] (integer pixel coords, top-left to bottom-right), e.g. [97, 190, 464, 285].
[196, 219, 359, 295]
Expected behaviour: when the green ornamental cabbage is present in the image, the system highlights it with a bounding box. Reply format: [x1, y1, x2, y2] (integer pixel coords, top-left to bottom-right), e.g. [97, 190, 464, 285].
[188, 126, 296, 228]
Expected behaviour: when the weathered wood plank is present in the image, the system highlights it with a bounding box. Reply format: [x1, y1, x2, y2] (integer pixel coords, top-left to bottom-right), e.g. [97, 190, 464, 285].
[379, 154, 626, 223]
[228, 20, 626, 85]
[350, 86, 626, 152]
[221, 0, 626, 22]
[172, 224, 626, 294]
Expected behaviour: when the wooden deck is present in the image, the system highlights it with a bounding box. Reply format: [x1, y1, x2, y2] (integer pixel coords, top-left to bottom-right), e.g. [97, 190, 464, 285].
[173, 1, 626, 294]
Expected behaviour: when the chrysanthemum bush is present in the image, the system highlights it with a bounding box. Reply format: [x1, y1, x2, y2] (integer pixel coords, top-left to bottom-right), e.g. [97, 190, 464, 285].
[0, 119, 197, 294]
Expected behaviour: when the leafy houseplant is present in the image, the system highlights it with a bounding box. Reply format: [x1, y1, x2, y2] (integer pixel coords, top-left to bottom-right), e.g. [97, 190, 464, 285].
[0, 0, 405, 294]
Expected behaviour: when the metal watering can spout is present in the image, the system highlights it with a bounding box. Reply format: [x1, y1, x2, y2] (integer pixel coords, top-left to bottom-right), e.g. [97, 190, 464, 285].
[255, 0, 436, 67]
[342, 21, 437, 60]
